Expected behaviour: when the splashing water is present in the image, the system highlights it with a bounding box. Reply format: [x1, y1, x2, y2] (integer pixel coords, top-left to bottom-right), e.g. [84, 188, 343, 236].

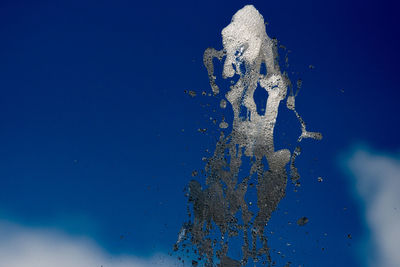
[177, 5, 322, 266]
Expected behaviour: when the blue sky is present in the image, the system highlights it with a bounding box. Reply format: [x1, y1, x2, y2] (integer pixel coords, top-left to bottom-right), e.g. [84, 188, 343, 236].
[0, 0, 399, 266]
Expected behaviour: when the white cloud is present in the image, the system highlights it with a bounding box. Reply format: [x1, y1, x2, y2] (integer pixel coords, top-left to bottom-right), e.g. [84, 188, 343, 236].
[344, 146, 400, 267]
[0, 220, 179, 267]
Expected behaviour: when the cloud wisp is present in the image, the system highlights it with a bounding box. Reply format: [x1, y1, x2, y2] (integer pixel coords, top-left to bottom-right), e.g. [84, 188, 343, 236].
[0, 220, 178, 267]
[344, 146, 400, 267]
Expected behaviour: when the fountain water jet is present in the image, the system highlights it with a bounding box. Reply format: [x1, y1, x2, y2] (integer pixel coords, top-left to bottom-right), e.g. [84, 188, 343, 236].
[177, 5, 322, 266]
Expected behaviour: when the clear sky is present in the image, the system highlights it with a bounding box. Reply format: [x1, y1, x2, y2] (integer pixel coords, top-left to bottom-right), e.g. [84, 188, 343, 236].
[0, 0, 399, 266]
